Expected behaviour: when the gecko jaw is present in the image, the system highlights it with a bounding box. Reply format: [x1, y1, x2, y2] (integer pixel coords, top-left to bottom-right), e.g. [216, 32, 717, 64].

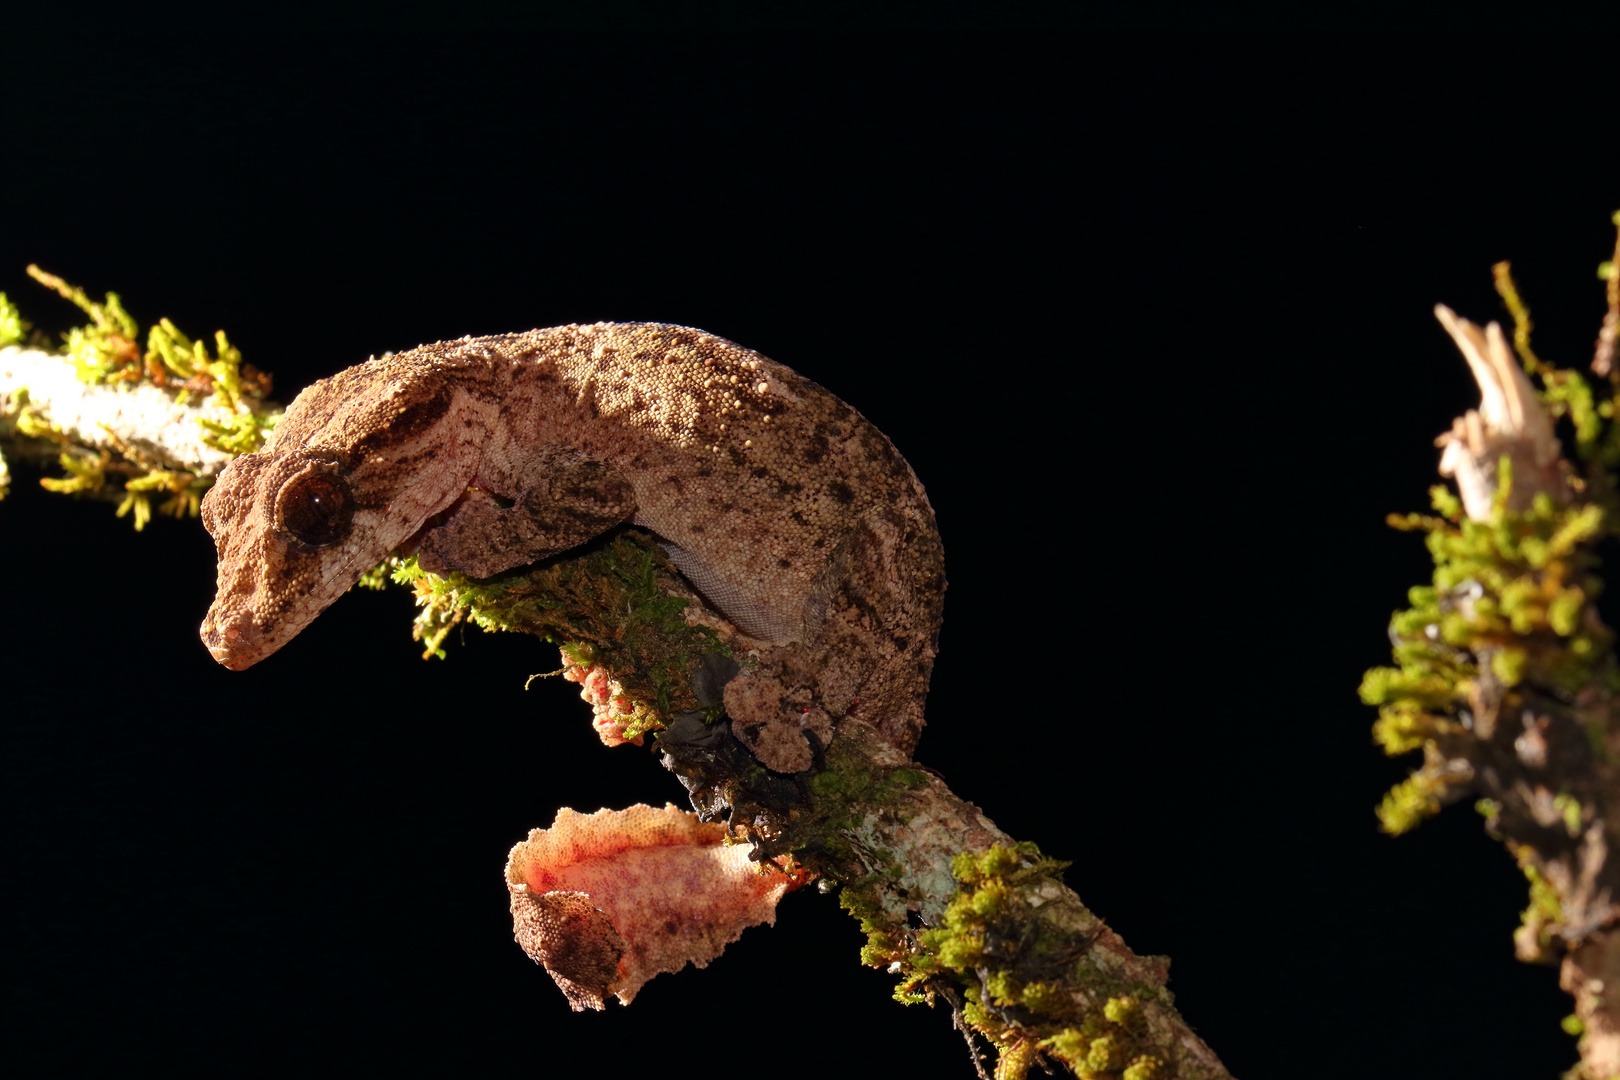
[208, 643, 253, 669]
[200, 609, 268, 670]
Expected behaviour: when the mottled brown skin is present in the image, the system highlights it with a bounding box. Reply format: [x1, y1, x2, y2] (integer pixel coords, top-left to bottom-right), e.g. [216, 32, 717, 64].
[200, 323, 945, 766]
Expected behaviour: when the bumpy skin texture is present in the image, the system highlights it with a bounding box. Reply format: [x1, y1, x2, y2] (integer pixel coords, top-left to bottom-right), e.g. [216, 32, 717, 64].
[200, 323, 946, 766]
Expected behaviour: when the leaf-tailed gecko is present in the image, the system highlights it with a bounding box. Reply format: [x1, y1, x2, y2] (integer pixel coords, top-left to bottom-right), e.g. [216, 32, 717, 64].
[199, 323, 946, 770]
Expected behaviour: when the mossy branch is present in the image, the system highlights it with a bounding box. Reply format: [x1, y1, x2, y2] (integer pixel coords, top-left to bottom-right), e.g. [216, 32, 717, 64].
[0, 269, 278, 521]
[1, 268, 1232, 1078]
[1365, 219, 1620, 1080]
[384, 526, 1229, 1079]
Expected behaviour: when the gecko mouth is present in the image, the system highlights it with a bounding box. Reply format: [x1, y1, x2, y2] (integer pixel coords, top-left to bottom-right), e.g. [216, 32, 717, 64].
[199, 612, 263, 670]
[206, 643, 253, 669]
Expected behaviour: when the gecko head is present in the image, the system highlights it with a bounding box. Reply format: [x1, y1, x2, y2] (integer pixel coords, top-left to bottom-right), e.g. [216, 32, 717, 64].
[199, 430, 474, 669]
[199, 445, 382, 669]
[197, 355, 480, 669]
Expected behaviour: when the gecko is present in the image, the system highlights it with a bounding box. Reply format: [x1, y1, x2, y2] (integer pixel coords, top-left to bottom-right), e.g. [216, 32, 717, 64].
[199, 323, 946, 771]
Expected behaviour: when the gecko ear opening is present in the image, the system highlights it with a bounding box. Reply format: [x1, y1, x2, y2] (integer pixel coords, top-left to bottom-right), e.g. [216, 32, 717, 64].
[273, 462, 356, 549]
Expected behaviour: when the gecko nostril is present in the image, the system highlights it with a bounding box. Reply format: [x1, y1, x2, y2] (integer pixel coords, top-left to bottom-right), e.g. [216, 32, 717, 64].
[200, 608, 258, 660]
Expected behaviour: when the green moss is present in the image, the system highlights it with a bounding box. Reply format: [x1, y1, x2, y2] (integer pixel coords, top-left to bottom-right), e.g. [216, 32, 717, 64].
[993, 1039, 1036, 1080]
[1359, 666, 1458, 710]
[1018, 981, 1067, 1015]
[355, 562, 393, 591]
[25, 265, 142, 383]
[1084, 1034, 1120, 1072]
[1490, 646, 1528, 687]
[36, 450, 105, 496]
[1037, 1028, 1088, 1064]
[984, 968, 1019, 1006]
[970, 878, 1011, 918]
[145, 320, 253, 408]
[837, 868, 909, 972]
[1122, 1054, 1165, 1080]
[889, 767, 927, 788]
[198, 409, 277, 456]
[904, 843, 1178, 1078]
[1551, 792, 1584, 837]
[0, 292, 25, 347]
[1370, 437, 1618, 834]
[1377, 771, 1447, 835]
[1522, 855, 1564, 926]
[368, 531, 731, 747]
[1372, 701, 1452, 756]
[116, 468, 209, 531]
[1510, 847, 1569, 966]
[26, 268, 262, 401]
[1103, 995, 1140, 1025]
[811, 765, 874, 800]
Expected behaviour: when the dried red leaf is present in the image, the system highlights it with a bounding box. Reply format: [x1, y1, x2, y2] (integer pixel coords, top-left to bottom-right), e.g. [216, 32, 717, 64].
[506, 803, 807, 1010]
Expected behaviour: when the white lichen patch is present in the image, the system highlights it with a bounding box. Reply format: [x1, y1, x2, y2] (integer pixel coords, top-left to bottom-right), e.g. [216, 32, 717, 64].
[0, 346, 239, 475]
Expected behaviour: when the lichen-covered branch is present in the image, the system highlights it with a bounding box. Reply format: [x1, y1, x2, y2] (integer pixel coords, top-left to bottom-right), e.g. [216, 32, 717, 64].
[1363, 233, 1620, 1080]
[0, 271, 276, 522]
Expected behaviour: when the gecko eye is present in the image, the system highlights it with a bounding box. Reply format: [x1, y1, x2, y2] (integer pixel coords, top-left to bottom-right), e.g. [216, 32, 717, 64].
[274, 468, 355, 549]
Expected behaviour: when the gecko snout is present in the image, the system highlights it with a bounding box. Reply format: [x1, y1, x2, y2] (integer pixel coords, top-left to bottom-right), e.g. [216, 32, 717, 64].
[199, 611, 261, 670]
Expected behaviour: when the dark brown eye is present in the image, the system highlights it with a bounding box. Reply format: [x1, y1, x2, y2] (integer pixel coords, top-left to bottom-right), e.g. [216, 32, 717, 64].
[275, 469, 355, 548]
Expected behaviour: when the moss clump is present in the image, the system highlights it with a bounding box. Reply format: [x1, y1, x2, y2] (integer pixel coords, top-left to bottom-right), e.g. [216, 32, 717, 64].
[116, 468, 210, 529]
[1514, 848, 1566, 962]
[25, 265, 143, 383]
[1121, 1055, 1165, 1080]
[0, 292, 26, 347]
[891, 843, 1170, 1080]
[372, 529, 726, 727]
[1365, 470, 1617, 834]
[838, 868, 909, 970]
[25, 266, 273, 413]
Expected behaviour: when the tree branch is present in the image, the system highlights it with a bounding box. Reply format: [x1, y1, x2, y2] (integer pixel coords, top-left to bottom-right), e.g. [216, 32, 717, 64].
[383, 532, 1231, 1079]
[0, 272, 1234, 1078]
[1364, 241, 1620, 1080]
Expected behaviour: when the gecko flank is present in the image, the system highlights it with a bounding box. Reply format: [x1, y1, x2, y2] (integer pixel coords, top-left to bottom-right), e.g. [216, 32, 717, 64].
[199, 323, 946, 767]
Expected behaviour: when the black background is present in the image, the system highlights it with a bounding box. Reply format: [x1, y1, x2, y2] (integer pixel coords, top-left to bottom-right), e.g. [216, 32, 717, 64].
[3, 23, 1616, 1079]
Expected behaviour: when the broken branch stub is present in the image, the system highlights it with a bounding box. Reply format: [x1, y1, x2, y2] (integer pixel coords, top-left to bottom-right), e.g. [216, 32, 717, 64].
[1433, 304, 1567, 520]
